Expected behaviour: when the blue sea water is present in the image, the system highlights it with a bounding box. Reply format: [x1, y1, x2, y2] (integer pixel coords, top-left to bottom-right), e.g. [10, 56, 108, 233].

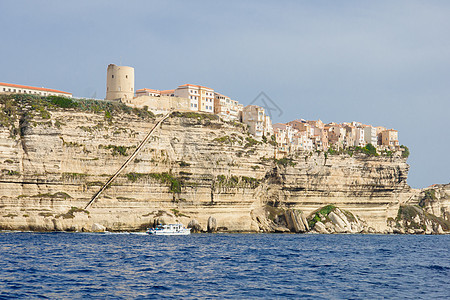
[0, 233, 449, 299]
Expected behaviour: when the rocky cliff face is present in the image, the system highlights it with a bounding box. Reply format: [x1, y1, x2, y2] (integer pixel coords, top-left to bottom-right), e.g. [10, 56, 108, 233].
[0, 96, 425, 233]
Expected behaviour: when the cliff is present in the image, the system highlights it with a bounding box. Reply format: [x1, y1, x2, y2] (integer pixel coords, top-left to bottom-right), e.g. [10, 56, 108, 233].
[0, 95, 443, 233]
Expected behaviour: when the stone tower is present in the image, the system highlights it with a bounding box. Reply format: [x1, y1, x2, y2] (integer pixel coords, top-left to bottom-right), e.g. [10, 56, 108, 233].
[106, 64, 135, 101]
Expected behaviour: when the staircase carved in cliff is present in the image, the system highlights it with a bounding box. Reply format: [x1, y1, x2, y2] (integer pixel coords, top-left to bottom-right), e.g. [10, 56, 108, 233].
[84, 110, 173, 209]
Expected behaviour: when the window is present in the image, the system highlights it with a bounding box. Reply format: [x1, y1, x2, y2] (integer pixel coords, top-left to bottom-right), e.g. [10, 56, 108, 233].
[112, 75, 114, 78]
[126, 75, 128, 79]
[131, 88, 133, 91]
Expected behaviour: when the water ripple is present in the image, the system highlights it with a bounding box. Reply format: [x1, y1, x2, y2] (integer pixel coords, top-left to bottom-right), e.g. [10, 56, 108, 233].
[0, 233, 449, 298]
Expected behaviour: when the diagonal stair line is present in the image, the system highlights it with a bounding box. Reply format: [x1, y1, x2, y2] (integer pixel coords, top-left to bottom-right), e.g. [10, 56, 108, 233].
[84, 110, 173, 210]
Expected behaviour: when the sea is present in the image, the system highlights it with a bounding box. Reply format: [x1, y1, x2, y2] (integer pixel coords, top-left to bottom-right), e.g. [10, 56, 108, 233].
[0, 233, 449, 299]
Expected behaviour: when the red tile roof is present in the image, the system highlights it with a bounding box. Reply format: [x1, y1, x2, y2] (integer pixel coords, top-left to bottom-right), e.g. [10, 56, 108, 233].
[178, 83, 213, 90]
[136, 88, 160, 93]
[160, 89, 175, 94]
[0, 82, 71, 95]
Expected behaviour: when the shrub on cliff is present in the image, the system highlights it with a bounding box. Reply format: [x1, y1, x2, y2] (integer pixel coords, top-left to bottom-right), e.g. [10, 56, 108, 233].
[400, 145, 410, 158]
[355, 143, 378, 156]
[274, 157, 296, 167]
[308, 205, 336, 228]
[48, 96, 78, 108]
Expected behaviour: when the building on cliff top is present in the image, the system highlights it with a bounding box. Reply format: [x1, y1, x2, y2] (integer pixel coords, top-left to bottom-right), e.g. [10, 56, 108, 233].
[0, 82, 72, 97]
[242, 105, 273, 139]
[174, 84, 215, 113]
[214, 92, 243, 121]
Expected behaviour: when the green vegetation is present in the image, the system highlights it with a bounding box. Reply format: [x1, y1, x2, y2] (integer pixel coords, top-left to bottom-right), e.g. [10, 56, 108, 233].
[213, 136, 232, 144]
[62, 172, 88, 180]
[179, 161, 191, 167]
[58, 206, 89, 219]
[215, 174, 260, 189]
[126, 172, 182, 193]
[269, 135, 278, 147]
[2, 169, 20, 176]
[327, 147, 337, 155]
[171, 111, 218, 121]
[265, 205, 286, 222]
[213, 135, 243, 146]
[395, 205, 450, 231]
[244, 136, 260, 148]
[355, 143, 378, 156]
[419, 189, 437, 208]
[48, 96, 78, 108]
[18, 192, 72, 199]
[170, 208, 188, 217]
[400, 145, 410, 158]
[60, 137, 83, 147]
[0, 94, 155, 138]
[3, 213, 17, 218]
[99, 144, 135, 156]
[274, 157, 296, 167]
[39, 212, 54, 217]
[383, 149, 393, 157]
[308, 205, 336, 228]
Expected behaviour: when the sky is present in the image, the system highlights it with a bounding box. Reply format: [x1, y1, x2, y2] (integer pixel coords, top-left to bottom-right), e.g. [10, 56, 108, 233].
[0, 0, 448, 188]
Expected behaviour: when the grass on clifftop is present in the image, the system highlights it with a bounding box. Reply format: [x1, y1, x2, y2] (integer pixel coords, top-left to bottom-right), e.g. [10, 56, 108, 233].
[0, 94, 155, 136]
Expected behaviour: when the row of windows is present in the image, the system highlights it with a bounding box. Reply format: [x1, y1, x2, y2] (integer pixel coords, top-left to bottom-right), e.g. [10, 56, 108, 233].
[190, 103, 198, 108]
[189, 89, 213, 96]
[2, 87, 58, 96]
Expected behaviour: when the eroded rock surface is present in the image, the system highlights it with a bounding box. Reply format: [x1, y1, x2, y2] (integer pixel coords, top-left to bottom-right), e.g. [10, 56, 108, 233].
[0, 96, 419, 233]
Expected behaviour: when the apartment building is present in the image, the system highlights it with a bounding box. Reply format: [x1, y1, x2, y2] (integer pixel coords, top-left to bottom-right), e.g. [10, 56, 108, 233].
[0, 82, 72, 98]
[381, 129, 399, 147]
[242, 105, 270, 139]
[160, 89, 175, 97]
[363, 126, 378, 145]
[174, 84, 214, 113]
[214, 92, 243, 121]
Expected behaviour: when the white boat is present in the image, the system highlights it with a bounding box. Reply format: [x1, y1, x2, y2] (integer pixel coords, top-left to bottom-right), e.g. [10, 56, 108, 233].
[146, 224, 191, 235]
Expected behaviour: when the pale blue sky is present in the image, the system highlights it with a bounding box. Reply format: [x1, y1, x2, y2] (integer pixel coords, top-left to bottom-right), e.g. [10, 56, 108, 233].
[1, 0, 449, 188]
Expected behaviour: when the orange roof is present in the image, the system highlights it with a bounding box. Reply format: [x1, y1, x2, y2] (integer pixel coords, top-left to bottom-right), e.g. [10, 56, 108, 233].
[0, 82, 71, 95]
[178, 83, 213, 90]
[136, 88, 160, 93]
[160, 89, 175, 94]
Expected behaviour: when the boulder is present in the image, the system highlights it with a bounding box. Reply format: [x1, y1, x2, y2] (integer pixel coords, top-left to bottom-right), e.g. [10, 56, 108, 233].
[301, 213, 310, 231]
[328, 212, 347, 232]
[284, 209, 307, 233]
[91, 223, 106, 232]
[187, 219, 203, 233]
[313, 221, 328, 234]
[207, 216, 217, 233]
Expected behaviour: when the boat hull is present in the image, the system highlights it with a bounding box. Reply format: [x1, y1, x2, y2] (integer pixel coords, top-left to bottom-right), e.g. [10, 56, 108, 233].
[146, 224, 191, 235]
[147, 230, 191, 235]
